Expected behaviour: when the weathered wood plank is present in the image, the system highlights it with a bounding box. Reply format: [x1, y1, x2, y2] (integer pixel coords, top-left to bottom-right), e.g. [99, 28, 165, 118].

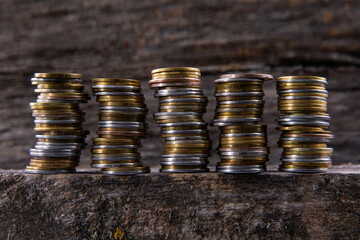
[0, 167, 359, 239]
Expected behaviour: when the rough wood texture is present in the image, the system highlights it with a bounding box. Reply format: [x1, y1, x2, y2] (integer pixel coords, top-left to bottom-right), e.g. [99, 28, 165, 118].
[0, 0, 359, 168]
[0, 165, 359, 239]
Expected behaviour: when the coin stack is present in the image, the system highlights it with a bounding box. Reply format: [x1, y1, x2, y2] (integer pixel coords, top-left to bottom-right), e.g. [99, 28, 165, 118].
[149, 67, 210, 173]
[212, 73, 273, 173]
[26, 73, 89, 174]
[277, 76, 333, 173]
[91, 78, 150, 175]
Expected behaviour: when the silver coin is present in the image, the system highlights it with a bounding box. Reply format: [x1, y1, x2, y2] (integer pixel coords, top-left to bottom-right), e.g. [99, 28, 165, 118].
[92, 163, 142, 168]
[158, 122, 206, 127]
[25, 169, 76, 174]
[280, 137, 331, 142]
[34, 119, 82, 124]
[91, 156, 140, 161]
[164, 136, 209, 141]
[31, 77, 82, 82]
[161, 129, 207, 134]
[215, 92, 264, 97]
[221, 133, 265, 137]
[278, 120, 330, 127]
[159, 98, 207, 103]
[101, 168, 150, 175]
[216, 165, 265, 174]
[281, 154, 332, 159]
[99, 121, 146, 126]
[34, 145, 83, 150]
[164, 140, 210, 145]
[159, 168, 209, 173]
[220, 154, 268, 160]
[99, 106, 147, 111]
[212, 118, 262, 124]
[92, 145, 139, 149]
[94, 92, 142, 96]
[155, 91, 203, 97]
[35, 135, 84, 140]
[219, 150, 269, 156]
[277, 78, 327, 84]
[160, 161, 208, 166]
[278, 115, 330, 121]
[281, 158, 332, 162]
[278, 89, 328, 94]
[214, 78, 264, 83]
[218, 100, 264, 105]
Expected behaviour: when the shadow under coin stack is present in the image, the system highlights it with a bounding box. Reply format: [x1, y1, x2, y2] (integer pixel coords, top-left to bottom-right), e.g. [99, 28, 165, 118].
[149, 67, 210, 173]
[91, 78, 150, 175]
[277, 76, 333, 173]
[26, 73, 89, 174]
[212, 73, 273, 173]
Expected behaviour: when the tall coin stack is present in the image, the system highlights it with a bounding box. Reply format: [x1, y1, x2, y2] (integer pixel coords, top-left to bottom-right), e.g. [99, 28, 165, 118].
[277, 76, 333, 173]
[26, 73, 89, 174]
[149, 67, 210, 173]
[212, 73, 273, 173]
[91, 78, 150, 175]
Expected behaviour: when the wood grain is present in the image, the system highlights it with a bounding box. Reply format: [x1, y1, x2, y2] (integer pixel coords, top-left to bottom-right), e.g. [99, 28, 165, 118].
[0, 0, 359, 168]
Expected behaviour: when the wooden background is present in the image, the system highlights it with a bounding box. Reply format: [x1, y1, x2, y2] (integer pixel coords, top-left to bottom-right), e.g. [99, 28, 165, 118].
[0, 0, 359, 169]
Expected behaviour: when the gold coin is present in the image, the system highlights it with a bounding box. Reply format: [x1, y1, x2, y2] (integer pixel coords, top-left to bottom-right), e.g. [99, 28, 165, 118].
[34, 73, 82, 79]
[151, 67, 200, 74]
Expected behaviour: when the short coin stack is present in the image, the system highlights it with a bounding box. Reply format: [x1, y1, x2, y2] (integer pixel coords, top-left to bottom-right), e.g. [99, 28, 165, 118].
[91, 78, 150, 175]
[212, 73, 273, 173]
[277, 76, 333, 173]
[26, 73, 89, 174]
[149, 67, 210, 173]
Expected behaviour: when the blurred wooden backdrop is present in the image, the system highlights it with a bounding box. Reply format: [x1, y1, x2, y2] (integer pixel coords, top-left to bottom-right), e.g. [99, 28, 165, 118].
[0, 0, 359, 169]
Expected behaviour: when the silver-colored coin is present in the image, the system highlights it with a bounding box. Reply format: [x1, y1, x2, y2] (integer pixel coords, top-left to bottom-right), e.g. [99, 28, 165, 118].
[164, 136, 209, 141]
[155, 91, 203, 97]
[160, 160, 208, 166]
[280, 137, 331, 142]
[219, 150, 269, 156]
[278, 89, 328, 94]
[101, 168, 150, 175]
[158, 122, 206, 127]
[277, 120, 330, 127]
[34, 119, 82, 124]
[35, 135, 84, 140]
[25, 169, 76, 174]
[159, 98, 207, 103]
[281, 158, 332, 162]
[161, 129, 207, 134]
[278, 115, 330, 121]
[216, 165, 265, 174]
[94, 92, 143, 96]
[159, 168, 209, 173]
[91, 156, 140, 161]
[277, 78, 327, 84]
[214, 78, 264, 83]
[92, 163, 142, 168]
[221, 133, 265, 137]
[218, 100, 264, 105]
[92, 145, 138, 149]
[99, 106, 147, 112]
[281, 154, 332, 159]
[31, 77, 82, 82]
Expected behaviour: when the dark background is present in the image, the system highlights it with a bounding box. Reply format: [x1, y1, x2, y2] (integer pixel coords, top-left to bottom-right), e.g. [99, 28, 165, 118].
[1, 0, 359, 169]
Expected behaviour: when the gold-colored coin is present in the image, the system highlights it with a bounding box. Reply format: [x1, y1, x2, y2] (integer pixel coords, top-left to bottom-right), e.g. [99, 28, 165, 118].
[34, 73, 82, 79]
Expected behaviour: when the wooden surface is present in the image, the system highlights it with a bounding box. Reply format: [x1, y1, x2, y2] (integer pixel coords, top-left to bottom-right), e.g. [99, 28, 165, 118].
[1, 165, 359, 239]
[0, 0, 359, 169]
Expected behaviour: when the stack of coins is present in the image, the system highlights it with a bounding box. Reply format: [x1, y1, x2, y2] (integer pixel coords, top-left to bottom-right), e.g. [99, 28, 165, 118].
[277, 76, 333, 173]
[212, 73, 273, 173]
[91, 78, 150, 175]
[149, 67, 210, 173]
[26, 73, 89, 174]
